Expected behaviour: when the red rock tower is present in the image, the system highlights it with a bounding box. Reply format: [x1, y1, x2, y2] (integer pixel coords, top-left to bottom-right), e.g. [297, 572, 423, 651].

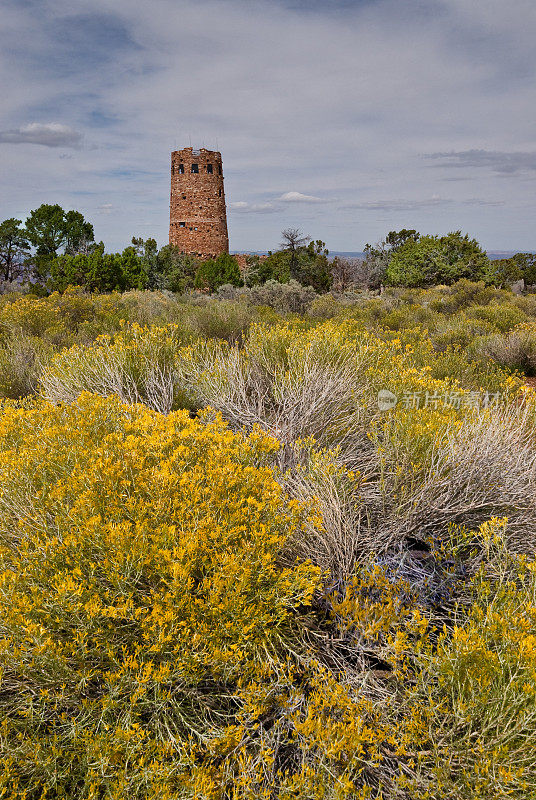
[169, 147, 229, 257]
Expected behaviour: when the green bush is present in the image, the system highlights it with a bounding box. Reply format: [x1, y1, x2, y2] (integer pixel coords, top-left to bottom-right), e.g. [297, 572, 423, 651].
[465, 303, 527, 333]
[386, 233, 490, 288]
[428, 279, 508, 313]
[432, 315, 497, 351]
[187, 299, 253, 344]
[194, 253, 242, 291]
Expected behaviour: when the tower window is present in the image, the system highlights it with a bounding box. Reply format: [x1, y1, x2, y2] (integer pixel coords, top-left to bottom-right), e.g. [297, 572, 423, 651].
[178, 163, 184, 174]
[179, 222, 186, 227]
[218, 165, 222, 175]
[218, 189, 222, 197]
[207, 164, 213, 174]
[191, 163, 199, 173]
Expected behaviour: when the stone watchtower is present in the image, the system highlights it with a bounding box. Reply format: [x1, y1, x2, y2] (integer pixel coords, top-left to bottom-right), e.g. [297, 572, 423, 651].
[169, 147, 229, 257]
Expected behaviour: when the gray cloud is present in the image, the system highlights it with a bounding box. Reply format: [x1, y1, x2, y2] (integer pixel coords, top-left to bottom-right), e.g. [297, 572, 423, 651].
[230, 191, 327, 214]
[229, 201, 279, 214]
[343, 197, 449, 211]
[343, 196, 505, 211]
[278, 191, 325, 203]
[425, 150, 536, 174]
[0, 122, 83, 148]
[0, 0, 535, 251]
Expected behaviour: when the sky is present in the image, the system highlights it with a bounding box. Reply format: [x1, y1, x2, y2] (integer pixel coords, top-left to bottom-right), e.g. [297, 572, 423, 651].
[0, 0, 535, 253]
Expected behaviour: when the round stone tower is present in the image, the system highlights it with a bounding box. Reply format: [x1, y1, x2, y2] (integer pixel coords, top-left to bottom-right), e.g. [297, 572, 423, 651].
[169, 147, 229, 257]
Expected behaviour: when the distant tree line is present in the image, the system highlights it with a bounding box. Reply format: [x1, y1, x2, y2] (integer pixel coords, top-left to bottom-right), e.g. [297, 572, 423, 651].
[0, 204, 533, 294]
[0, 205, 243, 294]
[0, 208, 333, 294]
[340, 229, 535, 291]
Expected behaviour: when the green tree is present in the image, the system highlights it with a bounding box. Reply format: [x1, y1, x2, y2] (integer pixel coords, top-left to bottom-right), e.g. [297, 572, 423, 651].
[25, 204, 95, 284]
[272, 234, 332, 292]
[25, 204, 94, 257]
[194, 253, 242, 292]
[256, 249, 292, 284]
[482, 257, 523, 288]
[294, 240, 332, 292]
[64, 211, 95, 255]
[439, 230, 489, 281]
[132, 237, 159, 287]
[280, 228, 311, 281]
[483, 252, 536, 288]
[25, 204, 67, 256]
[0, 218, 30, 281]
[519, 253, 536, 285]
[384, 228, 419, 251]
[48, 245, 146, 293]
[119, 246, 148, 290]
[244, 255, 275, 287]
[386, 231, 489, 287]
[360, 229, 421, 289]
[154, 245, 198, 293]
[257, 232, 333, 291]
[49, 246, 110, 293]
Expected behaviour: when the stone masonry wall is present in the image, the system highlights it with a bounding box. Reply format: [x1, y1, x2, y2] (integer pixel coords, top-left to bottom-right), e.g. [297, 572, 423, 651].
[169, 147, 229, 257]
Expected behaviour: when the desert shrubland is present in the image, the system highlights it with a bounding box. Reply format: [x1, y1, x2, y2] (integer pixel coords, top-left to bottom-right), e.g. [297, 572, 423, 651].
[1, 396, 536, 797]
[1, 285, 536, 797]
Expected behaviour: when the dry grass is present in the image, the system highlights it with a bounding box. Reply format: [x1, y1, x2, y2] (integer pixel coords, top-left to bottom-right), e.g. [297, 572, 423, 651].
[473, 328, 536, 375]
[382, 401, 536, 554]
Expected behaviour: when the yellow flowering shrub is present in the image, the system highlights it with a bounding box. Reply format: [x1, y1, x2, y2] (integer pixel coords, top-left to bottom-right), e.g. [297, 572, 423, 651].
[318, 518, 536, 799]
[0, 288, 191, 347]
[392, 519, 536, 799]
[0, 394, 326, 798]
[39, 319, 532, 561]
[0, 304, 535, 798]
[0, 289, 123, 347]
[41, 324, 193, 413]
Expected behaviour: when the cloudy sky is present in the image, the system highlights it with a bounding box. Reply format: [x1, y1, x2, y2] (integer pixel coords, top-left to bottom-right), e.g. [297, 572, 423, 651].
[1, 0, 535, 252]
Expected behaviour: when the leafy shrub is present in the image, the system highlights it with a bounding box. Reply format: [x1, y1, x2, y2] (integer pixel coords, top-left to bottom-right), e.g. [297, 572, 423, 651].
[427, 279, 507, 313]
[242, 279, 317, 314]
[429, 345, 518, 393]
[432, 314, 497, 351]
[380, 302, 436, 331]
[187, 299, 254, 344]
[49, 246, 148, 292]
[116, 289, 185, 327]
[386, 232, 489, 287]
[194, 253, 242, 291]
[0, 294, 60, 337]
[395, 519, 536, 799]
[307, 293, 344, 320]
[465, 302, 527, 333]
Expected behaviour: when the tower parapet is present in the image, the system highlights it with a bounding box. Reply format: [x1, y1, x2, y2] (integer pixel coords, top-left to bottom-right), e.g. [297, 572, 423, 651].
[169, 147, 229, 257]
